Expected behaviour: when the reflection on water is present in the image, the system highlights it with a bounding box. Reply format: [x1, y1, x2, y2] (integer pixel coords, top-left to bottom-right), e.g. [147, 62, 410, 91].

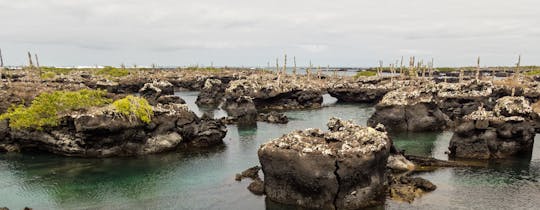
[0, 92, 539, 209]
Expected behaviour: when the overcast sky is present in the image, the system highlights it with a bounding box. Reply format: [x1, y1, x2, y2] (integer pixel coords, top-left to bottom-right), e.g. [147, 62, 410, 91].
[0, 0, 539, 67]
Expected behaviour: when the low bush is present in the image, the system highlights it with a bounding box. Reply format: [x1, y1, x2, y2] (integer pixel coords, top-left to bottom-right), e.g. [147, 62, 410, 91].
[0, 89, 111, 130]
[354, 71, 377, 78]
[112, 95, 153, 124]
[40, 71, 56, 79]
[96, 66, 129, 77]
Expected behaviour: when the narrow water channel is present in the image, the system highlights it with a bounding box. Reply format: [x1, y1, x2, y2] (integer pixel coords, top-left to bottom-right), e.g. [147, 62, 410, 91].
[0, 92, 538, 209]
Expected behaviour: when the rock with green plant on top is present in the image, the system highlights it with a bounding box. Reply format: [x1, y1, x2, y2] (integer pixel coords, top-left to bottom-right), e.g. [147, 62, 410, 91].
[0, 91, 227, 156]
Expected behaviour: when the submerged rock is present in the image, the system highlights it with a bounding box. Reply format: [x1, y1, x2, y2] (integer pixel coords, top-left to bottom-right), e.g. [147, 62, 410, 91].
[235, 166, 265, 196]
[247, 178, 265, 195]
[257, 111, 288, 124]
[449, 97, 536, 159]
[258, 117, 391, 209]
[388, 176, 436, 203]
[235, 166, 261, 181]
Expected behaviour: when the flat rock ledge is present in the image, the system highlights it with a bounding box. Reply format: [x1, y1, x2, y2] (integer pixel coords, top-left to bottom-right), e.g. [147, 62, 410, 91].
[258, 117, 391, 209]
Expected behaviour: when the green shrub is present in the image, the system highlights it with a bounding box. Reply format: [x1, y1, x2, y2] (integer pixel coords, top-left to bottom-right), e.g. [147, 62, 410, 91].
[96, 66, 129, 77]
[41, 66, 75, 75]
[354, 71, 377, 78]
[112, 95, 153, 124]
[0, 89, 111, 130]
[524, 69, 540, 76]
[185, 66, 221, 72]
[41, 71, 57, 79]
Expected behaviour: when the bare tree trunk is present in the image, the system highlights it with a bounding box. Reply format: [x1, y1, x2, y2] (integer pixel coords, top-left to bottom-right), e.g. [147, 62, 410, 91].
[515, 55, 521, 80]
[409, 56, 415, 78]
[0, 48, 3, 84]
[307, 60, 312, 81]
[0, 48, 3, 67]
[283, 54, 287, 76]
[378, 60, 383, 77]
[429, 58, 434, 78]
[459, 68, 464, 83]
[421, 62, 426, 79]
[293, 56, 297, 76]
[35, 54, 41, 79]
[389, 64, 394, 82]
[476, 56, 480, 80]
[276, 58, 280, 82]
[27, 52, 34, 68]
[400, 56, 404, 79]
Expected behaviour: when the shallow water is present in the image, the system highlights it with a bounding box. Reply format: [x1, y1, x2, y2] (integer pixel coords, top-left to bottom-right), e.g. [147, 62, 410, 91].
[0, 92, 539, 209]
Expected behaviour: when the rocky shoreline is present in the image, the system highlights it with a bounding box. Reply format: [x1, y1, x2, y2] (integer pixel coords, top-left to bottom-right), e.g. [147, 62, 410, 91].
[1, 67, 540, 208]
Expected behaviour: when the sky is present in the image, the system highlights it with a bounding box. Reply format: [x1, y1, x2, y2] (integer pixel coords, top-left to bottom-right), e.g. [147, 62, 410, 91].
[0, 0, 539, 67]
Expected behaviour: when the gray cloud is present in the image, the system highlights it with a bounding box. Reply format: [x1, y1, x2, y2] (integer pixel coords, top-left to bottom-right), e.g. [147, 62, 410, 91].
[0, 0, 539, 67]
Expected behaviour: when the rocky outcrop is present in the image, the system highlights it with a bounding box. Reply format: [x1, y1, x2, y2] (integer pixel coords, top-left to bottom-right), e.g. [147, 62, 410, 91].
[0, 104, 227, 157]
[368, 87, 451, 132]
[222, 96, 258, 125]
[225, 75, 323, 111]
[196, 78, 226, 106]
[449, 97, 536, 159]
[435, 80, 494, 121]
[139, 81, 176, 105]
[258, 117, 391, 209]
[328, 78, 396, 103]
[235, 166, 265, 195]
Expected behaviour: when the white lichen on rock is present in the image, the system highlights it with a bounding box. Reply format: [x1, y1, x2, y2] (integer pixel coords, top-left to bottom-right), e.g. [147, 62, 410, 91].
[464, 106, 498, 121]
[260, 117, 389, 157]
[494, 96, 532, 117]
[437, 80, 493, 99]
[226, 74, 323, 98]
[464, 97, 532, 122]
[203, 78, 222, 90]
[379, 88, 433, 106]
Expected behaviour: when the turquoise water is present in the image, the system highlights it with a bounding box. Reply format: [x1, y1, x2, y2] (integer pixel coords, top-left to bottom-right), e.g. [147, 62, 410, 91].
[0, 93, 539, 209]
